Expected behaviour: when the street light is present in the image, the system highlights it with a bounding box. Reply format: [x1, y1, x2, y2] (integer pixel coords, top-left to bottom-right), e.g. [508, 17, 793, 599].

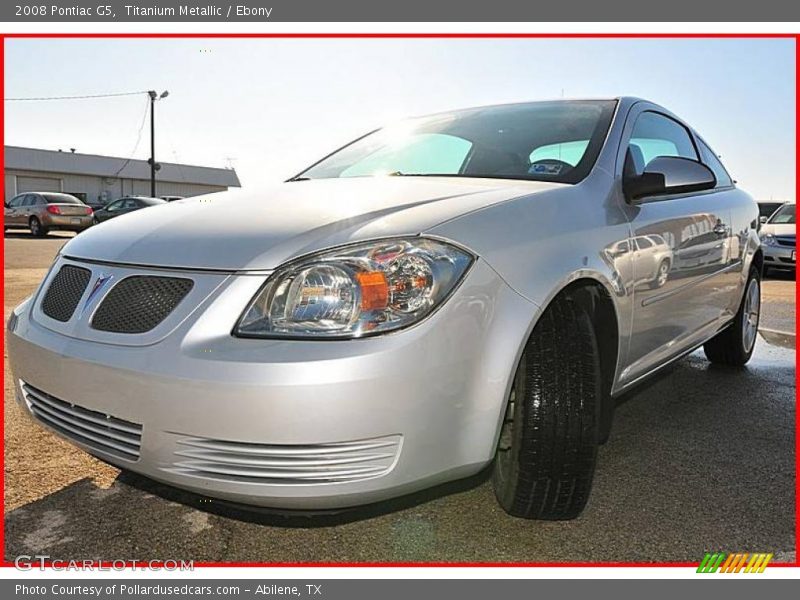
[148, 90, 169, 197]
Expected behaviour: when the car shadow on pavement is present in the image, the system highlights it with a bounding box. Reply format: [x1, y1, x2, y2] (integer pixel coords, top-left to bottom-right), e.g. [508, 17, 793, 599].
[113, 466, 493, 527]
[4, 232, 75, 240]
[764, 268, 796, 282]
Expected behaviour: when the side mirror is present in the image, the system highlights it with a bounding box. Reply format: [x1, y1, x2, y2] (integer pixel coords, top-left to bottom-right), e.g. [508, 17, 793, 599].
[624, 155, 716, 203]
[759, 215, 768, 224]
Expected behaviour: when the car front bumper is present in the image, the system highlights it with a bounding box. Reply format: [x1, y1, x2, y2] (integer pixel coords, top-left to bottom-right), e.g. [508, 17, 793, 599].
[8, 257, 536, 509]
[763, 244, 796, 270]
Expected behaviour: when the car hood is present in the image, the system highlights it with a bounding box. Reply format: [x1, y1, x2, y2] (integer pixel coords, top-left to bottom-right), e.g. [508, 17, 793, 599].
[762, 222, 796, 237]
[61, 177, 564, 271]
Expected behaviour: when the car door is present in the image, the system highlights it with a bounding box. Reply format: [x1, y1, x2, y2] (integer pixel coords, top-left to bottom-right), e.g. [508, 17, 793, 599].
[632, 236, 659, 284]
[693, 135, 754, 319]
[116, 198, 139, 216]
[98, 199, 124, 221]
[125, 198, 143, 214]
[30, 194, 47, 221]
[616, 106, 735, 384]
[4, 194, 26, 226]
[18, 194, 38, 226]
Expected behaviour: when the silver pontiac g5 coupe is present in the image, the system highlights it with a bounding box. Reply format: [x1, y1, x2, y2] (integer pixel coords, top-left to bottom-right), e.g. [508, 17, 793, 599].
[8, 98, 762, 520]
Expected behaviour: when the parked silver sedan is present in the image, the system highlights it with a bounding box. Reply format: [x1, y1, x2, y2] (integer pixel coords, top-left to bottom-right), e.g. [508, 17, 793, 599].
[4, 192, 94, 236]
[7, 98, 761, 520]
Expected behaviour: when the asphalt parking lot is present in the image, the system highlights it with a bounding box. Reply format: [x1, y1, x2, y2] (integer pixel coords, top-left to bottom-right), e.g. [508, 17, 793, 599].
[3, 232, 796, 563]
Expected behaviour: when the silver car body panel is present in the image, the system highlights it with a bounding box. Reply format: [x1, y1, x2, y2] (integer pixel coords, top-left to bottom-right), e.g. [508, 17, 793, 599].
[8, 97, 761, 508]
[60, 178, 564, 271]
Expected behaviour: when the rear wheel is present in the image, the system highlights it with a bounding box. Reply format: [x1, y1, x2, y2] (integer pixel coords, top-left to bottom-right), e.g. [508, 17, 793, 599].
[492, 295, 601, 520]
[703, 267, 760, 366]
[29, 217, 48, 237]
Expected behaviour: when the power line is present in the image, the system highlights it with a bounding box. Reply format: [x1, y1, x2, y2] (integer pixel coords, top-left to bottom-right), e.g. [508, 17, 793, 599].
[113, 95, 151, 177]
[4, 90, 149, 102]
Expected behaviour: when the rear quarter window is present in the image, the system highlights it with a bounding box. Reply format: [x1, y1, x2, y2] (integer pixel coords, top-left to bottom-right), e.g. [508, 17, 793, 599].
[42, 193, 82, 205]
[697, 139, 734, 188]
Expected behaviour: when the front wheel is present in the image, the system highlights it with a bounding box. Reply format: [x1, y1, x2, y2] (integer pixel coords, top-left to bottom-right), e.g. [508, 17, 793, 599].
[492, 295, 601, 520]
[703, 266, 760, 366]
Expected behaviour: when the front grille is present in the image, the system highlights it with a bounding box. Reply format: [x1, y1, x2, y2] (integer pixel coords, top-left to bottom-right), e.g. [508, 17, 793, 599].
[40, 265, 91, 322]
[21, 382, 143, 461]
[168, 435, 402, 485]
[776, 235, 796, 248]
[91, 276, 193, 334]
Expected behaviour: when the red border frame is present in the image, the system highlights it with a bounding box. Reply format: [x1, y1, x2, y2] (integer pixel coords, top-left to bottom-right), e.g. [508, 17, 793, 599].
[0, 31, 797, 570]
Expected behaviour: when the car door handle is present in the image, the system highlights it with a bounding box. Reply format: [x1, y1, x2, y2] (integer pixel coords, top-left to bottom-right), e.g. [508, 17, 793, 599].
[713, 223, 727, 235]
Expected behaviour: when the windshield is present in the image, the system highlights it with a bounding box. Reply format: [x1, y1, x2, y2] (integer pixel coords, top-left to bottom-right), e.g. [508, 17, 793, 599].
[297, 100, 617, 184]
[42, 193, 83, 205]
[769, 204, 796, 224]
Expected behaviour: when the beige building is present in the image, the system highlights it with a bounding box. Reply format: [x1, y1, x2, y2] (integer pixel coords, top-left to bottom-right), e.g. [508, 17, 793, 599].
[4, 146, 240, 206]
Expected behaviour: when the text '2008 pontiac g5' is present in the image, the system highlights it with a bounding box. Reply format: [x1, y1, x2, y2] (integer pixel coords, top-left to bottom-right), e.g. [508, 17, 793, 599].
[8, 98, 762, 520]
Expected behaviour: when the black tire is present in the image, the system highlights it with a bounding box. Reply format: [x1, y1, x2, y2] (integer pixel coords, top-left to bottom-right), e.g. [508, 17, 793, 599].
[29, 217, 48, 237]
[703, 266, 761, 366]
[492, 295, 601, 520]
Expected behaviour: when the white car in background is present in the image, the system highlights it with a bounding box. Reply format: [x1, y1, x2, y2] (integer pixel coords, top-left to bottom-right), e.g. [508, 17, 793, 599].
[759, 202, 796, 275]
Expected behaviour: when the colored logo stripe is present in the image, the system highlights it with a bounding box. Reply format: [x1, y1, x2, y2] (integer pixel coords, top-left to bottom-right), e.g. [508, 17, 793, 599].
[698, 553, 772, 573]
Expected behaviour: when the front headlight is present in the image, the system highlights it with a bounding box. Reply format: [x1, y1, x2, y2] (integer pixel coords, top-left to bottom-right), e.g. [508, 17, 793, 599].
[760, 233, 777, 246]
[234, 237, 473, 339]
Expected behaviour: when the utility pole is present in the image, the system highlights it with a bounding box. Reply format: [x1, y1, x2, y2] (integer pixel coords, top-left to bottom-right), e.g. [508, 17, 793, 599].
[148, 90, 169, 198]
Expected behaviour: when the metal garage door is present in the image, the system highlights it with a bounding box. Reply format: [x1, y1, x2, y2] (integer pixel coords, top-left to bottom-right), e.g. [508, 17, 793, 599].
[16, 176, 61, 193]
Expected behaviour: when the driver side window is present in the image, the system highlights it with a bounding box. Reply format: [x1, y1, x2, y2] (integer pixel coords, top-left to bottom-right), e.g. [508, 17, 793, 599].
[8, 195, 26, 208]
[628, 112, 698, 176]
[106, 200, 123, 212]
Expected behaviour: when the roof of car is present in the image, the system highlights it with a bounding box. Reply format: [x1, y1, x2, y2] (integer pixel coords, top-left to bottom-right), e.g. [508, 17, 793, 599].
[119, 196, 166, 203]
[413, 97, 650, 118]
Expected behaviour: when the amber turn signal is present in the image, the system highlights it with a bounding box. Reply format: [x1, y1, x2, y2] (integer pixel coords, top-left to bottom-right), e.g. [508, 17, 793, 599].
[356, 271, 389, 311]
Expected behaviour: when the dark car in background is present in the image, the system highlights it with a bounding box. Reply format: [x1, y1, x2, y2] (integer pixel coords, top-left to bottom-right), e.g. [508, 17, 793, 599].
[4, 192, 93, 236]
[92, 196, 166, 224]
[757, 201, 785, 222]
[84, 198, 110, 211]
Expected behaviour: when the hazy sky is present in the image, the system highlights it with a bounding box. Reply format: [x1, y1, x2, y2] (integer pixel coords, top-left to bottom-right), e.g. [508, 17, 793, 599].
[4, 38, 796, 201]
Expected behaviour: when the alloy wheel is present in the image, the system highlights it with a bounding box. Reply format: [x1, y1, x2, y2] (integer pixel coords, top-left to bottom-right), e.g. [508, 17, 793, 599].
[742, 277, 760, 353]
